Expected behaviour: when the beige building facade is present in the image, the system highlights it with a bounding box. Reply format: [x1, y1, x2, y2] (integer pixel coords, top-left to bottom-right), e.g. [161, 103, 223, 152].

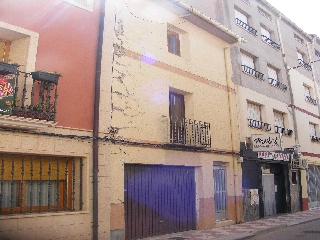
[100, 0, 244, 239]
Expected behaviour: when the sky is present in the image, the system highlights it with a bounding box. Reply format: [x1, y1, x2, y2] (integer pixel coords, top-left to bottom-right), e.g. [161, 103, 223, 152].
[266, 0, 320, 36]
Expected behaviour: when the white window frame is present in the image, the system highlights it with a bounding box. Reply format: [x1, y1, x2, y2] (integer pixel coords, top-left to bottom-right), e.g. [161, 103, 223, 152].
[63, 0, 94, 12]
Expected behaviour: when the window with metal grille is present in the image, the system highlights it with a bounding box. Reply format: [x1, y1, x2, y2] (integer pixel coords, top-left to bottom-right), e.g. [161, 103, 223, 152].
[235, 9, 248, 24]
[0, 154, 83, 215]
[268, 65, 278, 80]
[63, 0, 94, 11]
[167, 30, 181, 56]
[247, 102, 261, 121]
[315, 50, 320, 58]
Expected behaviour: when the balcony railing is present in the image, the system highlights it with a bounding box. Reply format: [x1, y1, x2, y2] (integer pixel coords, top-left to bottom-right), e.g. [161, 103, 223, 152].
[169, 117, 211, 148]
[298, 59, 312, 71]
[248, 119, 271, 131]
[241, 65, 264, 80]
[305, 95, 318, 105]
[274, 126, 293, 136]
[311, 136, 320, 143]
[0, 70, 59, 121]
[261, 35, 281, 50]
[235, 18, 258, 36]
[268, 78, 287, 91]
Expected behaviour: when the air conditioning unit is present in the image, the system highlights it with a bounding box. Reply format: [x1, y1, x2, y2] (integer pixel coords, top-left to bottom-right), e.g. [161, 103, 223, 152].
[291, 158, 308, 169]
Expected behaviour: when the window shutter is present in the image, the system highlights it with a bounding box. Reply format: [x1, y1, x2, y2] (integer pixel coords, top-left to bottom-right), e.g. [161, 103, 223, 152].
[274, 112, 284, 128]
[268, 66, 278, 80]
[235, 10, 248, 24]
[247, 103, 261, 121]
[261, 27, 270, 38]
[241, 52, 254, 69]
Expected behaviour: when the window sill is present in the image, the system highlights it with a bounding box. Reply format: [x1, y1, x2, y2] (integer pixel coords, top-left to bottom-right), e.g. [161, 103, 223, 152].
[0, 210, 89, 220]
[0, 115, 56, 130]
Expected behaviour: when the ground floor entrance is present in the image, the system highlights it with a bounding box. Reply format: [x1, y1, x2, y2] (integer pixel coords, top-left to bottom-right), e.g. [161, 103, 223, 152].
[124, 164, 196, 240]
[307, 165, 320, 208]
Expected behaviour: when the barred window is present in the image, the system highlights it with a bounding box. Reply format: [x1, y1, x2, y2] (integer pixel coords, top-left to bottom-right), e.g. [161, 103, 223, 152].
[0, 154, 83, 215]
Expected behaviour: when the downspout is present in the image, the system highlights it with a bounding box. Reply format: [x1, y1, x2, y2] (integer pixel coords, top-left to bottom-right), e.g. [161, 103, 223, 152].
[93, 0, 106, 239]
[224, 41, 243, 223]
[275, 16, 299, 144]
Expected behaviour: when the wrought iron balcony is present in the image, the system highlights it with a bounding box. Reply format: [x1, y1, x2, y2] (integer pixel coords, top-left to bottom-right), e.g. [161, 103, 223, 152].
[235, 18, 258, 36]
[248, 119, 271, 131]
[311, 136, 320, 143]
[261, 35, 281, 50]
[0, 70, 59, 122]
[268, 78, 287, 91]
[241, 65, 264, 80]
[298, 59, 312, 71]
[274, 126, 293, 136]
[305, 95, 318, 105]
[169, 117, 211, 148]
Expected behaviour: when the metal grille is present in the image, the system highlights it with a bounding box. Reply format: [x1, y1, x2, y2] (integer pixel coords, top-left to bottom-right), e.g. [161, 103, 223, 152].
[214, 166, 227, 221]
[0, 153, 82, 215]
[307, 166, 320, 208]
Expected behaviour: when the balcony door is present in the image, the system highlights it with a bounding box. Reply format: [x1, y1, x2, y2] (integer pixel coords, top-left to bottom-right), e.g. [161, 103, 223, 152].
[169, 92, 185, 144]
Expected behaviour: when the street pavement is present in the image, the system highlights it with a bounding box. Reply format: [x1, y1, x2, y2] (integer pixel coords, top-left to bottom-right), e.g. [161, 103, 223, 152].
[143, 207, 320, 240]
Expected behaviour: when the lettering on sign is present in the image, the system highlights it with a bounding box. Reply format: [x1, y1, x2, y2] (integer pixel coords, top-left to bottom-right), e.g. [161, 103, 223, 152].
[258, 151, 290, 161]
[252, 133, 281, 151]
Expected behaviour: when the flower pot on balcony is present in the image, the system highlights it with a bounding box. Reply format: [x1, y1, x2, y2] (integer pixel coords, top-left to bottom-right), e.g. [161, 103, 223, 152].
[0, 62, 18, 75]
[31, 71, 61, 84]
[0, 77, 15, 115]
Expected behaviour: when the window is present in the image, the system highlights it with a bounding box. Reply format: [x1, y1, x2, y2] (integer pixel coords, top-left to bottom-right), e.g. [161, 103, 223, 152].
[268, 65, 278, 80]
[241, 52, 255, 69]
[261, 26, 271, 40]
[297, 51, 304, 62]
[315, 50, 320, 58]
[247, 102, 261, 121]
[235, 9, 248, 24]
[294, 34, 304, 45]
[0, 154, 83, 215]
[304, 85, 311, 98]
[309, 123, 316, 138]
[167, 30, 180, 56]
[258, 7, 272, 21]
[304, 85, 317, 105]
[63, 0, 94, 11]
[298, 51, 312, 71]
[274, 111, 284, 128]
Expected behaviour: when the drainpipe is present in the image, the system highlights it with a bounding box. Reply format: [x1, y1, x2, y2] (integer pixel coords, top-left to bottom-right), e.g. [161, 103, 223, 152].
[224, 43, 242, 223]
[93, 0, 106, 239]
[275, 16, 299, 144]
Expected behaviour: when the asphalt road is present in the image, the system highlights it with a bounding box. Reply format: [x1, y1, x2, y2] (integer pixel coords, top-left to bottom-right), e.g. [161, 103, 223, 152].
[248, 219, 320, 240]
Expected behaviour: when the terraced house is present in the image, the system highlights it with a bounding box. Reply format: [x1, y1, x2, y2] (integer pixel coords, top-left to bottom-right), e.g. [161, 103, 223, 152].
[100, 0, 244, 239]
[0, 0, 107, 239]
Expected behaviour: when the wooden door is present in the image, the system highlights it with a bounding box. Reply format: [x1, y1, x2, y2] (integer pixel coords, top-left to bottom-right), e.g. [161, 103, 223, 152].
[169, 92, 185, 144]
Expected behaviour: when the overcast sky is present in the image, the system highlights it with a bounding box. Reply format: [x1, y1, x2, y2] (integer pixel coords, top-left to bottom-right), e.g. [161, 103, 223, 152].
[266, 0, 320, 36]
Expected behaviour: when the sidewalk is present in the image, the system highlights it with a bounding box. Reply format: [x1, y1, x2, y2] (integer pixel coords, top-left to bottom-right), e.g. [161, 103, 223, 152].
[143, 207, 320, 240]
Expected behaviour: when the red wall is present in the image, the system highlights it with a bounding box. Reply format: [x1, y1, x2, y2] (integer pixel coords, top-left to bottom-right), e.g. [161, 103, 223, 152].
[0, 0, 101, 130]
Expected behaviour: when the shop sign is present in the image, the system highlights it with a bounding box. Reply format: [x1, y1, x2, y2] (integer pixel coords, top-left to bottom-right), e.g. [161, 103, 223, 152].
[258, 151, 290, 161]
[252, 133, 281, 152]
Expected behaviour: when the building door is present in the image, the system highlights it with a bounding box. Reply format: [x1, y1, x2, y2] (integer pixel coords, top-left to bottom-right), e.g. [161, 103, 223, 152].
[169, 92, 185, 144]
[214, 165, 227, 221]
[262, 174, 276, 217]
[307, 165, 320, 208]
[124, 164, 196, 240]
